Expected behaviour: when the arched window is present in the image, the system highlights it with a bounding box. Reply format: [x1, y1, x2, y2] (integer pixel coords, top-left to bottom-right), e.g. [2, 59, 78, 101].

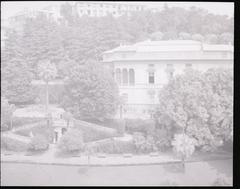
[129, 68, 135, 85]
[116, 68, 121, 85]
[122, 68, 128, 85]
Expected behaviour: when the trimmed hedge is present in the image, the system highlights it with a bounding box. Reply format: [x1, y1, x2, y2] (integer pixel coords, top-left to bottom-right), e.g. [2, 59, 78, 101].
[88, 119, 125, 130]
[58, 128, 84, 153]
[12, 117, 46, 128]
[125, 119, 155, 135]
[14, 121, 54, 142]
[74, 119, 118, 142]
[86, 138, 135, 154]
[1, 136, 29, 152]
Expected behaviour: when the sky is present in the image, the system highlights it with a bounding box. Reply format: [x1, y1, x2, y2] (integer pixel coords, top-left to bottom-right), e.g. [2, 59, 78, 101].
[1, 1, 234, 20]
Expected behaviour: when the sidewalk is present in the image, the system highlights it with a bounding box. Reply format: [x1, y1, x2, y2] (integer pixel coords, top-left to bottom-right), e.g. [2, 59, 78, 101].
[1, 143, 232, 167]
[1, 144, 181, 166]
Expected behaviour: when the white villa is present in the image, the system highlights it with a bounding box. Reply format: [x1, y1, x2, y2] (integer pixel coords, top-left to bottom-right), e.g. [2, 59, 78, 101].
[102, 40, 234, 119]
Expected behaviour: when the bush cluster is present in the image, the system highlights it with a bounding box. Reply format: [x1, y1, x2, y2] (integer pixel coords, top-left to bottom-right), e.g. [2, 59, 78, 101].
[125, 119, 155, 135]
[58, 128, 84, 153]
[28, 134, 49, 151]
[74, 120, 118, 142]
[86, 139, 135, 154]
[14, 121, 54, 142]
[1, 136, 29, 152]
[12, 117, 46, 128]
[132, 132, 157, 154]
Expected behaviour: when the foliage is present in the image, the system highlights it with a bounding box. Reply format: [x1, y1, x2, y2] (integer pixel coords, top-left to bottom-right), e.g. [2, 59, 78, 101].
[1, 31, 37, 103]
[11, 117, 45, 128]
[38, 60, 57, 82]
[153, 128, 173, 151]
[2, 5, 233, 104]
[157, 68, 233, 151]
[86, 138, 135, 154]
[150, 32, 164, 41]
[205, 34, 218, 44]
[125, 119, 155, 135]
[219, 32, 233, 44]
[171, 133, 197, 160]
[58, 128, 84, 153]
[28, 134, 49, 151]
[132, 132, 157, 154]
[1, 136, 29, 152]
[179, 32, 191, 40]
[74, 120, 118, 142]
[1, 97, 15, 131]
[14, 121, 54, 142]
[191, 33, 204, 42]
[61, 60, 119, 121]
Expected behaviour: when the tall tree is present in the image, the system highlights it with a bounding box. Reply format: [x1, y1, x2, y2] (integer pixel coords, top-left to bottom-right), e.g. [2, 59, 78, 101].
[61, 60, 119, 121]
[156, 68, 233, 151]
[2, 30, 37, 104]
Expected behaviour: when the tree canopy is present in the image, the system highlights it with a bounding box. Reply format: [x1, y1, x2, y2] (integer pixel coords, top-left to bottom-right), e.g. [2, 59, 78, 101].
[156, 68, 233, 151]
[61, 60, 119, 121]
[2, 4, 233, 106]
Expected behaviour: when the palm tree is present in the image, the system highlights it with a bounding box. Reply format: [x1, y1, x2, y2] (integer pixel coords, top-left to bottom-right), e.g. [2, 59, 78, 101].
[38, 60, 57, 115]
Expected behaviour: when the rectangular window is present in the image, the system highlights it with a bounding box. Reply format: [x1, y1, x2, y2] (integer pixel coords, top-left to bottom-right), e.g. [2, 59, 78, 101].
[149, 72, 155, 84]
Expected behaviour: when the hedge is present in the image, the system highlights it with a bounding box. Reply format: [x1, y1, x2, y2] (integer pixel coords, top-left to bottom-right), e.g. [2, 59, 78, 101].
[1, 136, 30, 152]
[74, 119, 118, 142]
[12, 117, 46, 128]
[85, 138, 135, 154]
[58, 128, 84, 153]
[28, 134, 49, 151]
[14, 121, 54, 142]
[125, 119, 155, 135]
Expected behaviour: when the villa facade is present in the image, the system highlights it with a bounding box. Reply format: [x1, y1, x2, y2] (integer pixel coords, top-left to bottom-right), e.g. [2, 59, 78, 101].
[102, 40, 234, 119]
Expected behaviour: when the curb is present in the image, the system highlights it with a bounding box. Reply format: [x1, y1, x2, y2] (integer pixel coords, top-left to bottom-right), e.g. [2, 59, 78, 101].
[1, 156, 232, 167]
[1, 159, 182, 167]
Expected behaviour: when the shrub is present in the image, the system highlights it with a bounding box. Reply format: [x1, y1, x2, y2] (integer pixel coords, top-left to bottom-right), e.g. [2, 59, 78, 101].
[79, 126, 116, 142]
[28, 134, 49, 151]
[1, 136, 29, 152]
[132, 132, 157, 154]
[125, 119, 155, 135]
[1, 97, 15, 131]
[61, 60, 119, 121]
[58, 128, 84, 153]
[74, 119, 118, 142]
[14, 121, 54, 142]
[85, 138, 135, 154]
[153, 128, 173, 151]
[171, 134, 197, 160]
[12, 117, 46, 128]
[88, 119, 126, 136]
